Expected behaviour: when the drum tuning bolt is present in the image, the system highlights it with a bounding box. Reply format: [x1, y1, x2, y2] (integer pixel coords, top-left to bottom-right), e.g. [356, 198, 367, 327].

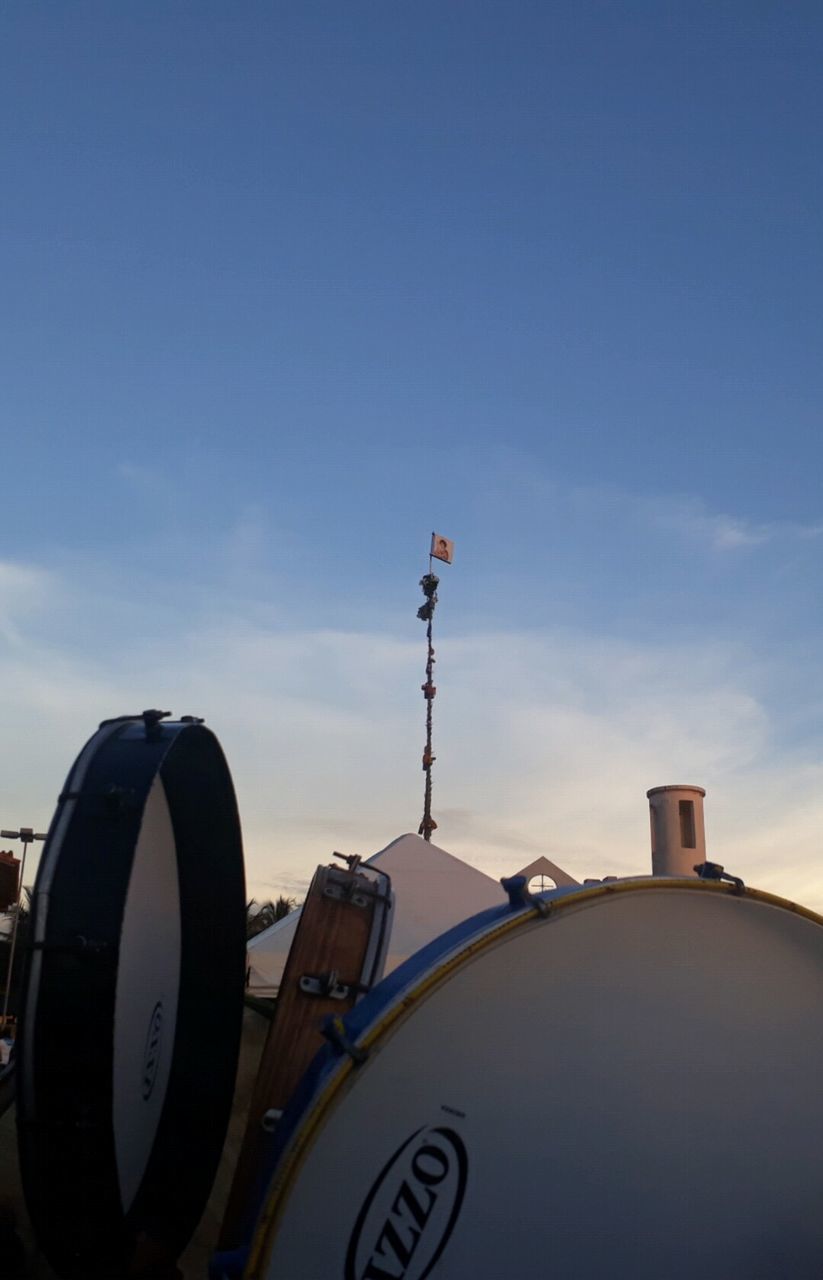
[694, 862, 745, 892]
[322, 1014, 369, 1064]
[333, 851, 362, 872]
[142, 709, 172, 738]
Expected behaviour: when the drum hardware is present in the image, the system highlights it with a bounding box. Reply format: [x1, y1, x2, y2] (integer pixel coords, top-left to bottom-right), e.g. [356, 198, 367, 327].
[324, 865, 392, 909]
[322, 1013, 369, 1064]
[298, 970, 367, 1001]
[323, 867, 374, 908]
[27, 935, 110, 958]
[500, 873, 551, 915]
[695, 861, 745, 892]
[333, 850, 363, 872]
[140, 707, 171, 733]
[56, 784, 139, 814]
[97, 708, 171, 735]
[323, 881, 371, 908]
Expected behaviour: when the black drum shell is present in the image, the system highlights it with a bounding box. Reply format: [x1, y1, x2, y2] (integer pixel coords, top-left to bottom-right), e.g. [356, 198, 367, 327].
[17, 717, 246, 1279]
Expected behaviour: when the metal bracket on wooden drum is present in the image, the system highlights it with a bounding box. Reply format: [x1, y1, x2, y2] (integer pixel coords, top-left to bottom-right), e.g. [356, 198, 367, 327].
[17, 711, 247, 1280]
[217, 859, 393, 1255]
[241, 879, 823, 1280]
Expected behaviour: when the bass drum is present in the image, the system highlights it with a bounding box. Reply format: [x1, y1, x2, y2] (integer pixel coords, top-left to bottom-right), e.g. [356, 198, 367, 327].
[246, 879, 823, 1280]
[18, 712, 246, 1279]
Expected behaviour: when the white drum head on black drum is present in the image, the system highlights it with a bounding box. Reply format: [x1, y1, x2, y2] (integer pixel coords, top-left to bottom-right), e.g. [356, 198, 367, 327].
[17, 711, 247, 1280]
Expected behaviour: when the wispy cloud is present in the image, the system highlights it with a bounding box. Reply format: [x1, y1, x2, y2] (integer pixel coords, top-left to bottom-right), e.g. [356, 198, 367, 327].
[2, 552, 823, 913]
[0, 559, 58, 645]
[116, 461, 179, 507]
[556, 475, 822, 555]
[705, 515, 771, 550]
[640, 495, 823, 552]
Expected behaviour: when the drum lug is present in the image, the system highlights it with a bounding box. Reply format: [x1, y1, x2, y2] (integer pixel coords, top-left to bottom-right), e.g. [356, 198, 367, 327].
[141, 708, 172, 739]
[500, 875, 551, 916]
[260, 1108, 283, 1133]
[299, 971, 351, 1000]
[694, 861, 745, 892]
[323, 869, 371, 909]
[323, 882, 371, 909]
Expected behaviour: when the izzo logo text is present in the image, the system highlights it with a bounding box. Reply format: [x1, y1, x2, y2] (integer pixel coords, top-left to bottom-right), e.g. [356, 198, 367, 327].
[346, 1125, 468, 1280]
[141, 1001, 163, 1101]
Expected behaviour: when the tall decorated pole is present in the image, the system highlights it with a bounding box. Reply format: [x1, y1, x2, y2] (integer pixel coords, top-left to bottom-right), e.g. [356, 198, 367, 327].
[417, 533, 454, 841]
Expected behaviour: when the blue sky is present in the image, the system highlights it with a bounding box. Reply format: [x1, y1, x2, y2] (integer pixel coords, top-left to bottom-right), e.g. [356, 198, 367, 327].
[3, 3, 823, 905]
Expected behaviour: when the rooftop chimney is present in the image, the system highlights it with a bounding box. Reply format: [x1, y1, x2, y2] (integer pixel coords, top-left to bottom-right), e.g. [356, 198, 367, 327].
[647, 785, 706, 877]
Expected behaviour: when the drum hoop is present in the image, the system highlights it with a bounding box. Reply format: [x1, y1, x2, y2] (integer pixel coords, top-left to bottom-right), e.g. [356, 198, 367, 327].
[18, 716, 247, 1276]
[246, 876, 823, 1278]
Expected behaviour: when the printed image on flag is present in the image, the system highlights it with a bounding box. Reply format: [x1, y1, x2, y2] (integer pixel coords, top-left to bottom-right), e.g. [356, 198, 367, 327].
[431, 533, 455, 564]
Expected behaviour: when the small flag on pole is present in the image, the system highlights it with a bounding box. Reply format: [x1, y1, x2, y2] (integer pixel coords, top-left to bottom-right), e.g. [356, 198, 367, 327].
[431, 532, 455, 564]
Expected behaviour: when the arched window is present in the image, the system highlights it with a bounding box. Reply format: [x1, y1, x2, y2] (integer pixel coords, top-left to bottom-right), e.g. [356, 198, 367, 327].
[527, 874, 557, 895]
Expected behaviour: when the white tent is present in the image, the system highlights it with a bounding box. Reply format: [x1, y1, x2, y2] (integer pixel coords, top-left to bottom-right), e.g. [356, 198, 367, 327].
[246, 833, 505, 996]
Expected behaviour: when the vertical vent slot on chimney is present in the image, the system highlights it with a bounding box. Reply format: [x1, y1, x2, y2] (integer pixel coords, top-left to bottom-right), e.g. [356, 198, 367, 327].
[679, 799, 696, 849]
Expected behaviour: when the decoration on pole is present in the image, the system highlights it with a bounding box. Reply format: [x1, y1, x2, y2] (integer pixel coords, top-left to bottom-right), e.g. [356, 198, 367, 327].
[417, 533, 454, 840]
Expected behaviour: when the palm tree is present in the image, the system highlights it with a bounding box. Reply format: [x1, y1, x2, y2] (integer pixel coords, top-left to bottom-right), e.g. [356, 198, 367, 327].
[246, 895, 296, 939]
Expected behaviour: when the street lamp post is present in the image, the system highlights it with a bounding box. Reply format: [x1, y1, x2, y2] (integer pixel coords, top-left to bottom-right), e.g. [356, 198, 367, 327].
[1, 826, 46, 1033]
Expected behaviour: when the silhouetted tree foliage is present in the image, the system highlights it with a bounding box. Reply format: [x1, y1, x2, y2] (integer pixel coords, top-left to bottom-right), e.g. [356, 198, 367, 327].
[246, 895, 296, 939]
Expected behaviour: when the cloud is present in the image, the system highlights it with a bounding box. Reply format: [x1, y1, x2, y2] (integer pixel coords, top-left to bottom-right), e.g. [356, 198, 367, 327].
[706, 516, 771, 550]
[557, 477, 822, 556]
[2, 554, 823, 918]
[251, 871, 314, 899]
[0, 560, 58, 645]
[220, 504, 269, 572]
[431, 631, 766, 874]
[639, 495, 823, 552]
[116, 461, 178, 507]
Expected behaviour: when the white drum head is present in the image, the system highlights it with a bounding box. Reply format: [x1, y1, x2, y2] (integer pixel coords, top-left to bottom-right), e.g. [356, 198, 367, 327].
[112, 773, 181, 1213]
[247, 882, 823, 1280]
